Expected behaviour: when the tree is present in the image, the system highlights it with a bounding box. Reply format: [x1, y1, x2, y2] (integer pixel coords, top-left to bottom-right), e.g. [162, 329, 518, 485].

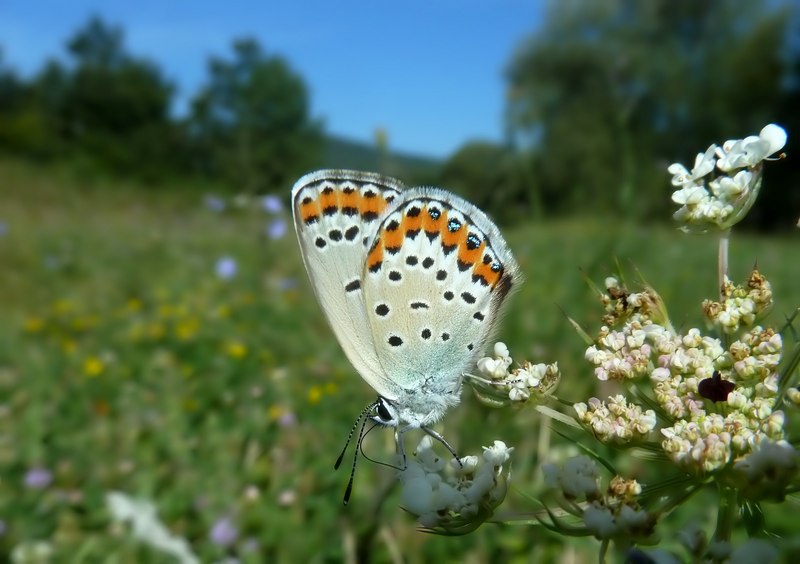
[505, 0, 795, 224]
[188, 38, 321, 193]
[55, 17, 179, 177]
[439, 141, 535, 224]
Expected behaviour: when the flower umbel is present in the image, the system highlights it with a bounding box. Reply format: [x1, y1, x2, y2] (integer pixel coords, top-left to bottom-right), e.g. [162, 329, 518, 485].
[702, 269, 773, 334]
[469, 342, 560, 406]
[541, 456, 656, 543]
[397, 436, 513, 534]
[669, 124, 786, 232]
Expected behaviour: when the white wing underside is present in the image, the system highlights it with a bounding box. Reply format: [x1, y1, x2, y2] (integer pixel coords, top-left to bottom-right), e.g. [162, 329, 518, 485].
[292, 170, 404, 400]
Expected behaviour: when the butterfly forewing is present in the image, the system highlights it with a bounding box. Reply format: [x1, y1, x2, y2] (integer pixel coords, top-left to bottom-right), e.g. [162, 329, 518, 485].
[362, 188, 521, 392]
[292, 170, 405, 399]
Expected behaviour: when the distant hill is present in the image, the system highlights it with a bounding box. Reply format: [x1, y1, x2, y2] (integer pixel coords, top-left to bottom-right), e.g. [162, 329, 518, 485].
[322, 134, 442, 185]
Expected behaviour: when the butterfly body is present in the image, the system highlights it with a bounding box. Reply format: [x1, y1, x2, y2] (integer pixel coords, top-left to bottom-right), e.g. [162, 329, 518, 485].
[292, 170, 520, 434]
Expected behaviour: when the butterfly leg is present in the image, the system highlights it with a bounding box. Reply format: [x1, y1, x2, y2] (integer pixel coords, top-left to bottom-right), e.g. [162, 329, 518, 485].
[422, 426, 462, 468]
[395, 425, 414, 469]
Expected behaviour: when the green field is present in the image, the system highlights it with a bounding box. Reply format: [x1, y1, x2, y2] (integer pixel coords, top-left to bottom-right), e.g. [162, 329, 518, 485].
[1, 158, 798, 562]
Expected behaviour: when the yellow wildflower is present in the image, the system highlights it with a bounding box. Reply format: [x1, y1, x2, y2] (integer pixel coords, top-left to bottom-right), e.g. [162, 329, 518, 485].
[83, 356, 105, 377]
[226, 341, 247, 359]
[23, 317, 45, 333]
[53, 299, 73, 314]
[175, 317, 199, 341]
[268, 404, 285, 421]
[308, 386, 322, 404]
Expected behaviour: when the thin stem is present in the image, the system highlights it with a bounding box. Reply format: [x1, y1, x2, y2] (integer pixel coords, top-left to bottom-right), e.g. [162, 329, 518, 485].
[713, 484, 737, 545]
[718, 229, 730, 298]
[599, 538, 609, 564]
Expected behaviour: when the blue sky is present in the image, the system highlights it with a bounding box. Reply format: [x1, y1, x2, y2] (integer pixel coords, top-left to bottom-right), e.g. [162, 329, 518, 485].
[0, 1, 544, 158]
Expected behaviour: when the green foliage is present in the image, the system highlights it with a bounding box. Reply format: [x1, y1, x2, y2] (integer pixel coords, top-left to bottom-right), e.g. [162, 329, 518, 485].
[323, 134, 442, 186]
[188, 38, 322, 194]
[505, 0, 799, 227]
[439, 141, 535, 223]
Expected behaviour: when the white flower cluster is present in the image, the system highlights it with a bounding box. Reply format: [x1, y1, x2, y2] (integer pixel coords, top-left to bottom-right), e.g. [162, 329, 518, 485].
[573, 395, 657, 444]
[106, 491, 199, 563]
[397, 436, 513, 532]
[542, 455, 601, 500]
[658, 325, 785, 473]
[542, 456, 653, 541]
[584, 320, 664, 381]
[599, 278, 668, 328]
[582, 278, 786, 474]
[669, 124, 786, 232]
[472, 342, 560, 404]
[786, 386, 800, 408]
[702, 271, 773, 334]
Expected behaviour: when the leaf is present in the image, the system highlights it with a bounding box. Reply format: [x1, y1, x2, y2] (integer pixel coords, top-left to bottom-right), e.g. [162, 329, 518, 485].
[740, 501, 765, 536]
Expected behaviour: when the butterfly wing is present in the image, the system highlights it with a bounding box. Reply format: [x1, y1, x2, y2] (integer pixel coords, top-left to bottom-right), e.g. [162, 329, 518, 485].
[291, 169, 405, 400]
[361, 187, 521, 395]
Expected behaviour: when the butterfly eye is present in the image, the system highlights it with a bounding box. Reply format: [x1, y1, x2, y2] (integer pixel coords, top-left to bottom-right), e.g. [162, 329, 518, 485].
[377, 401, 392, 422]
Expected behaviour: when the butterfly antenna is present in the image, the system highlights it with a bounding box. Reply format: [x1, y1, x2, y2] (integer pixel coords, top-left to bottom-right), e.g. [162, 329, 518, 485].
[334, 401, 376, 470]
[342, 413, 371, 505]
[359, 422, 404, 471]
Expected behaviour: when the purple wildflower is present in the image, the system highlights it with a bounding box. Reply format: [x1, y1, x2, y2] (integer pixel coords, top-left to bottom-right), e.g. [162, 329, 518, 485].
[215, 257, 238, 281]
[266, 219, 287, 240]
[24, 467, 53, 489]
[210, 516, 238, 547]
[261, 195, 283, 214]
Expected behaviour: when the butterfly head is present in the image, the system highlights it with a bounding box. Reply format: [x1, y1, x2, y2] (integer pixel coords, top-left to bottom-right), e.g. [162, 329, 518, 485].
[371, 396, 400, 427]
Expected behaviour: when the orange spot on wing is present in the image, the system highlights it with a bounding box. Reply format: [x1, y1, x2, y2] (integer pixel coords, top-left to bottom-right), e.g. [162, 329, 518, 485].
[402, 210, 423, 233]
[319, 189, 338, 212]
[300, 197, 321, 223]
[383, 225, 404, 250]
[340, 188, 358, 211]
[360, 194, 389, 219]
[473, 261, 502, 288]
[366, 240, 384, 271]
[441, 217, 464, 249]
[422, 205, 444, 234]
[459, 239, 486, 267]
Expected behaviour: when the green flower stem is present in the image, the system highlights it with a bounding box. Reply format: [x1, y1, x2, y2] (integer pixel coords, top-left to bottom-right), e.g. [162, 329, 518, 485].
[713, 484, 737, 544]
[718, 229, 730, 299]
[599, 538, 609, 564]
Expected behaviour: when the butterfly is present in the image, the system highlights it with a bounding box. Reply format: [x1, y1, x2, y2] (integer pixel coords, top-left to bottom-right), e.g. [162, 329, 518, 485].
[291, 170, 521, 496]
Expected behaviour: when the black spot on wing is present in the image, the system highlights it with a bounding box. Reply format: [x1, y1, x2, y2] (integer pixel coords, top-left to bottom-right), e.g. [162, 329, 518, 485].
[344, 226, 359, 241]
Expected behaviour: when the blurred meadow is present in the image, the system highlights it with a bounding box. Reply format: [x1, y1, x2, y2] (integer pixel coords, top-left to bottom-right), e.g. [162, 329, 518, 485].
[1, 0, 800, 562]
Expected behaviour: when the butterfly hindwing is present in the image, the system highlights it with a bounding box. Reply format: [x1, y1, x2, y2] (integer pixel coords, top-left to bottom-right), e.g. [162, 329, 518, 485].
[292, 170, 405, 399]
[362, 188, 521, 393]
